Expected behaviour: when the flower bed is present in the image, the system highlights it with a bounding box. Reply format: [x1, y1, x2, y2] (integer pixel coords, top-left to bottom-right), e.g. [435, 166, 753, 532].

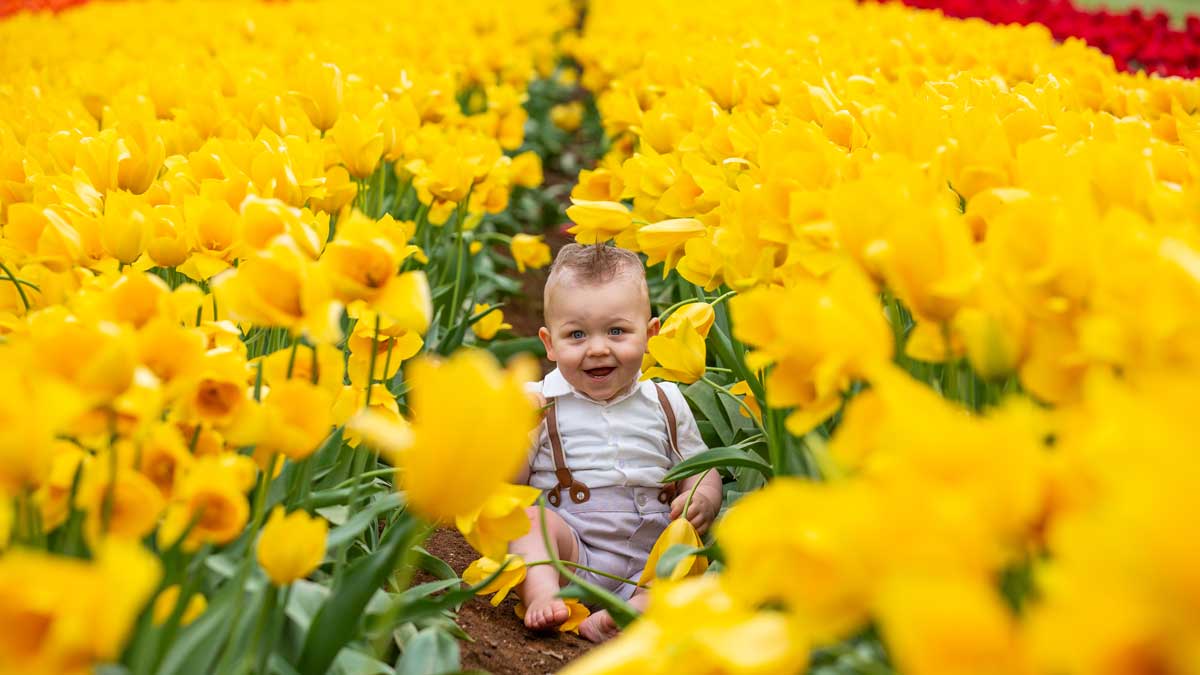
[882, 0, 1200, 77]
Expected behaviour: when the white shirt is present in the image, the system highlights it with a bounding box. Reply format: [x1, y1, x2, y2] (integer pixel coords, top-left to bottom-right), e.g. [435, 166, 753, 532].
[525, 368, 708, 490]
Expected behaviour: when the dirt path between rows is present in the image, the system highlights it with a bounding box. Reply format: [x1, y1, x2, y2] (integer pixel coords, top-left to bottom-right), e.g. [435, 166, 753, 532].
[421, 528, 594, 674]
[426, 168, 590, 674]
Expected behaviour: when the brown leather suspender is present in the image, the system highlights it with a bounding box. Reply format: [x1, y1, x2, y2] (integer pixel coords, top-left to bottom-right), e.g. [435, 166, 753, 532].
[544, 382, 680, 507]
[545, 400, 590, 506]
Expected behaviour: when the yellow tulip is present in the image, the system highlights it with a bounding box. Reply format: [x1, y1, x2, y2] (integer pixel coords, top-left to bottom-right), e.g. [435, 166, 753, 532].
[638, 517, 708, 586]
[471, 303, 512, 341]
[332, 383, 405, 449]
[0, 540, 160, 673]
[152, 585, 207, 627]
[510, 151, 544, 189]
[510, 233, 551, 273]
[308, 165, 358, 215]
[257, 506, 329, 585]
[727, 380, 761, 422]
[565, 199, 633, 245]
[414, 150, 476, 204]
[661, 301, 715, 339]
[257, 380, 335, 461]
[34, 442, 90, 532]
[455, 483, 541, 560]
[158, 456, 251, 551]
[137, 423, 194, 498]
[643, 317, 706, 384]
[331, 111, 387, 180]
[636, 218, 705, 277]
[211, 241, 343, 344]
[320, 213, 431, 333]
[348, 349, 538, 522]
[345, 313, 424, 387]
[79, 458, 166, 538]
[290, 60, 344, 132]
[260, 341, 346, 395]
[875, 573, 1025, 675]
[550, 101, 585, 132]
[100, 190, 152, 265]
[463, 554, 527, 606]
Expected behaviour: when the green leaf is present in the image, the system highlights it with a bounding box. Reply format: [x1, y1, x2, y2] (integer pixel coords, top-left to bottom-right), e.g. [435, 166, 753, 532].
[485, 336, 546, 362]
[155, 583, 238, 675]
[662, 445, 774, 483]
[412, 546, 458, 581]
[393, 579, 463, 606]
[297, 516, 420, 675]
[683, 382, 735, 446]
[333, 649, 395, 675]
[285, 580, 330, 635]
[394, 628, 461, 675]
[325, 492, 404, 550]
[654, 543, 706, 580]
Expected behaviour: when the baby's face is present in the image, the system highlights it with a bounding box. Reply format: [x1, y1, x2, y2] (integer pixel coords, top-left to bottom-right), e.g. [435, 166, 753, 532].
[538, 274, 659, 402]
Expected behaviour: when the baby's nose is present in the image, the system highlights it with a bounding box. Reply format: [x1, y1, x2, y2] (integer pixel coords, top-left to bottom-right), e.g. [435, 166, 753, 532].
[585, 336, 611, 354]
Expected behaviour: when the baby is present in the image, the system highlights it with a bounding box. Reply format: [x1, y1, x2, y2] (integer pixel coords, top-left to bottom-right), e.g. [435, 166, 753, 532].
[510, 243, 723, 643]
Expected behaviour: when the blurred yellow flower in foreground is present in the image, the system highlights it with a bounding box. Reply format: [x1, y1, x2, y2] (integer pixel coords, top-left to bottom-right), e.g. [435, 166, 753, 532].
[257, 506, 329, 585]
[560, 576, 807, 674]
[349, 349, 538, 522]
[456, 483, 541, 560]
[0, 540, 160, 675]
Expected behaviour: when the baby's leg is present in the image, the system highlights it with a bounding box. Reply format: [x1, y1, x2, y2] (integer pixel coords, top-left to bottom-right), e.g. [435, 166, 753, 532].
[509, 505, 580, 630]
[579, 588, 649, 643]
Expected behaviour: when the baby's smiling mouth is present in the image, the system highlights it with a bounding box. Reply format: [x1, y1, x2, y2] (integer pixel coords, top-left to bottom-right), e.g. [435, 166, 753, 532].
[584, 366, 615, 379]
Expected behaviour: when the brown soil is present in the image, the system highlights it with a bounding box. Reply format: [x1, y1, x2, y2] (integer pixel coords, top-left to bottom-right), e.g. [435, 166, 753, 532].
[426, 124, 594, 675]
[420, 528, 593, 674]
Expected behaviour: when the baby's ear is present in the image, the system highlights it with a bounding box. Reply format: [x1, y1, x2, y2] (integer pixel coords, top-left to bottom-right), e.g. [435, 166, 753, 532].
[647, 316, 661, 339]
[538, 326, 557, 361]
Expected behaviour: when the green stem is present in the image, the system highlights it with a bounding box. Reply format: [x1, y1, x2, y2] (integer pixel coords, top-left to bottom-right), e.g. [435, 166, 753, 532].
[444, 201, 469, 330]
[682, 468, 712, 523]
[708, 322, 763, 400]
[285, 338, 300, 379]
[0, 262, 33, 312]
[700, 376, 763, 431]
[525, 560, 646, 589]
[331, 467, 394, 491]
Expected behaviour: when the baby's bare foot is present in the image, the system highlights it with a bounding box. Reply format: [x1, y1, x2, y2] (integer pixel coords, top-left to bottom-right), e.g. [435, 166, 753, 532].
[578, 609, 620, 643]
[524, 595, 570, 631]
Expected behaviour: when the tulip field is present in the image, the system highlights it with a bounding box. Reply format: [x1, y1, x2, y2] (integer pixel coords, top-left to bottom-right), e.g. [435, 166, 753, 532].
[1, 0, 1198, 673]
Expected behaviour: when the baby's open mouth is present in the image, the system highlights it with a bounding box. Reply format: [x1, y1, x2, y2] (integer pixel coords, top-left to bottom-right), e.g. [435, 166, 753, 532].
[584, 366, 615, 379]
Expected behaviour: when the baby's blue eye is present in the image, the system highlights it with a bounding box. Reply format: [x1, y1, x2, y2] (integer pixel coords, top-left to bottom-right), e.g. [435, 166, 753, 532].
[570, 330, 585, 339]
[609, 327, 624, 336]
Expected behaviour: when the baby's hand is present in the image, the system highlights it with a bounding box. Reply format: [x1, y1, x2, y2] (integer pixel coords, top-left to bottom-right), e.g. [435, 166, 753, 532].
[526, 391, 548, 419]
[669, 491, 718, 535]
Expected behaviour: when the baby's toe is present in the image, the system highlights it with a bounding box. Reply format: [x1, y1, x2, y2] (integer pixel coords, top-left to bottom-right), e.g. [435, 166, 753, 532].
[579, 610, 618, 643]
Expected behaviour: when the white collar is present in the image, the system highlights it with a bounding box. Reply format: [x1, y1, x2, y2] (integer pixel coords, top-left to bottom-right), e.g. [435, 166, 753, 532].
[542, 367, 658, 406]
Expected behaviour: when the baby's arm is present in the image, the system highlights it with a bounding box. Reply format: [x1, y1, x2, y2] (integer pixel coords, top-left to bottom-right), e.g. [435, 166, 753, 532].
[514, 387, 547, 486]
[671, 471, 722, 535]
[663, 383, 723, 534]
